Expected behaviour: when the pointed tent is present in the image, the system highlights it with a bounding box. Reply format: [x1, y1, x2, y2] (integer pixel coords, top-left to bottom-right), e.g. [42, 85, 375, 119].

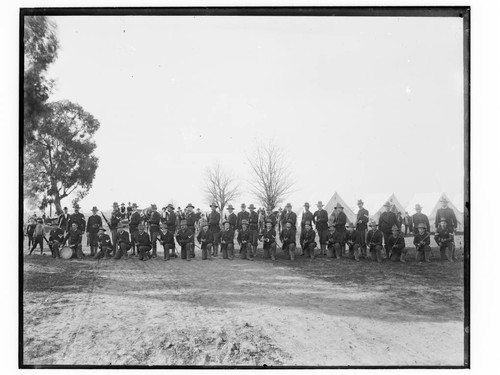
[324, 192, 356, 224]
[359, 193, 407, 223]
[405, 192, 463, 231]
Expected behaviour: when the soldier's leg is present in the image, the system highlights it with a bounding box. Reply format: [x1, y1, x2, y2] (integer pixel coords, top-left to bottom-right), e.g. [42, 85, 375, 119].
[263, 245, 270, 259]
[308, 243, 315, 259]
[320, 230, 327, 255]
[114, 243, 124, 259]
[450, 236, 457, 260]
[181, 244, 187, 259]
[190, 239, 195, 258]
[400, 248, 407, 263]
[251, 230, 258, 257]
[104, 246, 112, 259]
[353, 244, 360, 261]
[440, 246, 448, 261]
[383, 232, 391, 259]
[214, 232, 220, 257]
[446, 243, 453, 262]
[359, 230, 367, 258]
[163, 244, 170, 260]
[375, 245, 383, 263]
[221, 244, 227, 259]
[334, 243, 341, 259]
[270, 243, 276, 260]
[416, 248, 424, 262]
[52, 242, 60, 258]
[202, 245, 208, 260]
[423, 245, 431, 262]
[289, 243, 296, 261]
[282, 244, 289, 260]
[240, 243, 247, 259]
[326, 245, 334, 258]
[228, 243, 235, 260]
[207, 244, 213, 260]
[111, 229, 118, 256]
[370, 246, 377, 261]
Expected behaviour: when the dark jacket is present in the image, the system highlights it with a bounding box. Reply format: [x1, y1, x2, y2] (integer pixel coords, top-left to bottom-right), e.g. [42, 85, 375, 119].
[110, 210, 121, 230]
[197, 229, 213, 248]
[220, 229, 235, 245]
[355, 208, 369, 231]
[117, 230, 131, 246]
[236, 211, 250, 230]
[367, 229, 383, 247]
[280, 227, 297, 246]
[98, 233, 113, 248]
[248, 211, 259, 230]
[410, 213, 430, 233]
[282, 211, 297, 229]
[226, 212, 237, 229]
[379, 211, 399, 233]
[434, 228, 454, 246]
[387, 233, 405, 251]
[261, 228, 276, 247]
[157, 230, 174, 245]
[301, 211, 314, 229]
[435, 207, 458, 231]
[69, 212, 86, 232]
[237, 228, 251, 245]
[300, 228, 316, 246]
[208, 211, 221, 232]
[332, 211, 347, 232]
[136, 231, 151, 247]
[176, 228, 194, 245]
[413, 231, 431, 248]
[64, 228, 83, 246]
[313, 209, 329, 231]
[327, 231, 344, 246]
[345, 230, 360, 246]
[86, 214, 102, 233]
[49, 228, 65, 243]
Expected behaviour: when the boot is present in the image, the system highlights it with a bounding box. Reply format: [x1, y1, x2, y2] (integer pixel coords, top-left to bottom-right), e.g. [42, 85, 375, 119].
[321, 244, 326, 255]
[252, 245, 257, 257]
[354, 247, 360, 262]
[271, 246, 276, 261]
[376, 248, 382, 263]
[152, 248, 157, 258]
[400, 253, 406, 263]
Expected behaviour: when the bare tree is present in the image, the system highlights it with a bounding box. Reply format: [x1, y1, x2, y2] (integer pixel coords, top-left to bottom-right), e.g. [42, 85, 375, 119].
[247, 140, 295, 211]
[203, 163, 240, 222]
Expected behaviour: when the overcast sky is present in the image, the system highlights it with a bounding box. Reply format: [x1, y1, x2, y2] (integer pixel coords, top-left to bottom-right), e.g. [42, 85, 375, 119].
[43, 15, 464, 213]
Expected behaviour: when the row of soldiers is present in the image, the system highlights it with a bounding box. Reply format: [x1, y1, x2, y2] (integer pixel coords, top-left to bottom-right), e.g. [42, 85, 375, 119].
[29, 197, 459, 263]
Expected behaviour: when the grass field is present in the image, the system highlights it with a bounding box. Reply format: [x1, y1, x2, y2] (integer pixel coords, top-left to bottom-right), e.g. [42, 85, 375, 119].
[22, 235, 466, 367]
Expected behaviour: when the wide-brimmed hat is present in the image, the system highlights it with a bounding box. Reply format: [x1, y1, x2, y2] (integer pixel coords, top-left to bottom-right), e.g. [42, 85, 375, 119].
[113, 202, 119, 207]
[91, 206, 98, 211]
[357, 199, 364, 205]
[227, 204, 234, 210]
[241, 219, 249, 225]
[121, 202, 125, 206]
[383, 202, 392, 208]
[317, 201, 324, 206]
[417, 223, 427, 229]
[369, 221, 378, 227]
[391, 225, 400, 231]
[180, 220, 187, 226]
[167, 204, 174, 209]
[209, 202, 218, 208]
[73, 204, 81, 209]
[439, 197, 449, 203]
[346, 222, 355, 228]
[334, 203, 344, 209]
[132, 203, 138, 208]
[285, 203, 292, 208]
[304, 202, 310, 207]
[98, 226, 106, 232]
[151, 203, 157, 209]
[185, 203, 194, 209]
[222, 220, 230, 225]
[304, 220, 311, 226]
[414, 204, 423, 210]
[265, 219, 272, 224]
[200, 220, 208, 227]
[241, 203, 246, 208]
[248, 204, 256, 209]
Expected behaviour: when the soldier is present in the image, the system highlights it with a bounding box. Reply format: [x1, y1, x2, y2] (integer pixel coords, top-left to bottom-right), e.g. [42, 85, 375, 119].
[148, 204, 162, 258]
[387, 225, 407, 263]
[176, 219, 194, 261]
[68, 204, 86, 232]
[355, 199, 369, 258]
[403, 211, 412, 235]
[301, 202, 314, 232]
[326, 224, 343, 259]
[135, 223, 152, 261]
[57, 206, 70, 233]
[220, 220, 235, 260]
[435, 197, 458, 260]
[225, 204, 237, 230]
[48, 221, 64, 259]
[378, 202, 399, 259]
[165, 204, 177, 233]
[184, 203, 197, 234]
[110, 202, 121, 255]
[26, 216, 36, 250]
[265, 208, 277, 229]
[129, 203, 141, 256]
[237, 219, 252, 260]
[260, 219, 277, 260]
[330, 203, 347, 256]
[114, 221, 131, 260]
[64, 222, 85, 259]
[156, 223, 175, 261]
[208, 203, 221, 257]
[413, 223, 432, 262]
[248, 204, 259, 258]
[299, 221, 316, 259]
[282, 203, 297, 230]
[29, 218, 45, 255]
[197, 220, 214, 261]
[434, 218, 454, 262]
[126, 202, 132, 219]
[120, 202, 127, 218]
[313, 201, 329, 256]
[410, 204, 430, 233]
[86, 206, 102, 256]
[94, 227, 113, 260]
[345, 222, 360, 262]
[236, 203, 250, 231]
[367, 221, 383, 263]
[279, 220, 297, 261]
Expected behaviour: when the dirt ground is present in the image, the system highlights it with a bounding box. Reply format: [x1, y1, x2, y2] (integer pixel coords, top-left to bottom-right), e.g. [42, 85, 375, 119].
[22, 236, 465, 367]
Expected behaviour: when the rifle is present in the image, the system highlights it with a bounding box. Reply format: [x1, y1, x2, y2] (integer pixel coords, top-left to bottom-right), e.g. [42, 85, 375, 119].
[100, 211, 111, 230]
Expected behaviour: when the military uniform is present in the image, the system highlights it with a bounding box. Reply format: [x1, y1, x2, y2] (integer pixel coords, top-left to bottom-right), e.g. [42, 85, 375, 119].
[165, 209, 177, 234]
[313, 206, 329, 253]
[237, 226, 253, 260]
[149, 210, 162, 257]
[282, 209, 297, 230]
[94, 230, 113, 260]
[197, 226, 214, 260]
[48, 226, 65, 258]
[226, 211, 237, 231]
[136, 230, 152, 261]
[86, 213, 102, 255]
[387, 230, 407, 262]
[355, 205, 369, 257]
[434, 226, 454, 261]
[64, 228, 85, 259]
[326, 229, 344, 259]
[129, 210, 142, 254]
[114, 228, 131, 260]
[236, 210, 250, 231]
[378, 209, 399, 256]
[58, 211, 70, 233]
[345, 227, 361, 261]
[435, 207, 458, 232]
[413, 229, 432, 262]
[110, 209, 121, 253]
[220, 226, 235, 260]
[69, 212, 86, 232]
[176, 227, 194, 260]
[157, 228, 175, 260]
[208, 209, 221, 256]
[265, 212, 277, 228]
[366, 225, 384, 263]
[301, 210, 314, 231]
[260, 226, 277, 260]
[248, 207, 259, 256]
[299, 227, 316, 259]
[279, 225, 297, 260]
[410, 212, 430, 233]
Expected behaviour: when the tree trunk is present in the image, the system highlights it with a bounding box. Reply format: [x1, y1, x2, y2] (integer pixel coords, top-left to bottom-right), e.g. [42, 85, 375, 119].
[53, 195, 63, 215]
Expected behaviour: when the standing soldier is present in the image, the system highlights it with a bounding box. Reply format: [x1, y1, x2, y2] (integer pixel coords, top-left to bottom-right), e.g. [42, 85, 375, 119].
[176, 219, 194, 261]
[126, 202, 133, 219]
[58, 206, 70, 234]
[236, 203, 250, 231]
[64, 222, 85, 259]
[414, 223, 432, 262]
[313, 201, 329, 256]
[345, 222, 360, 262]
[120, 203, 127, 218]
[114, 221, 131, 260]
[378, 202, 399, 259]
[403, 211, 412, 235]
[68, 204, 86, 232]
[367, 221, 384, 263]
[129, 203, 141, 256]
[110, 202, 121, 255]
[225, 204, 237, 231]
[410, 204, 430, 233]
[248, 204, 259, 258]
[197, 220, 214, 260]
[86, 206, 102, 256]
[220, 220, 235, 260]
[282, 203, 297, 230]
[355, 199, 369, 258]
[265, 208, 277, 229]
[94, 227, 113, 260]
[435, 197, 458, 260]
[48, 222, 64, 259]
[301, 202, 314, 232]
[331, 203, 347, 256]
[156, 223, 175, 261]
[208, 203, 221, 257]
[326, 224, 343, 259]
[184, 203, 197, 235]
[299, 221, 316, 259]
[260, 219, 277, 260]
[26, 216, 36, 250]
[148, 204, 162, 258]
[434, 218, 454, 262]
[136, 223, 152, 261]
[165, 204, 178, 258]
[237, 219, 252, 260]
[279, 220, 297, 261]
[387, 225, 407, 263]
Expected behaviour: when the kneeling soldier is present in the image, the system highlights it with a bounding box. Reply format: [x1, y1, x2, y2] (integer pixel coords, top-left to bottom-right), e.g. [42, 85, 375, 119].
[157, 223, 175, 261]
[345, 222, 360, 262]
[414, 223, 432, 262]
[48, 222, 64, 259]
[387, 224, 407, 263]
[260, 219, 277, 260]
[64, 222, 85, 259]
[367, 221, 383, 263]
[237, 219, 253, 260]
[197, 220, 214, 260]
[300, 221, 317, 259]
[114, 221, 131, 260]
[220, 220, 235, 260]
[94, 227, 113, 260]
[434, 218, 454, 262]
[176, 220, 194, 261]
[279, 220, 297, 261]
[136, 223, 152, 261]
[326, 224, 344, 259]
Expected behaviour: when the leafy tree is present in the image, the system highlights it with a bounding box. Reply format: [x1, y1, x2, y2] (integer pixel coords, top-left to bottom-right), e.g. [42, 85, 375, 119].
[24, 100, 100, 213]
[24, 16, 59, 144]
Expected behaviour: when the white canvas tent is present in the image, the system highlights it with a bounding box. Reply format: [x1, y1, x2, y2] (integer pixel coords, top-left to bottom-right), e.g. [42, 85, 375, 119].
[452, 193, 464, 213]
[405, 192, 464, 232]
[324, 192, 356, 224]
[359, 193, 407, 223]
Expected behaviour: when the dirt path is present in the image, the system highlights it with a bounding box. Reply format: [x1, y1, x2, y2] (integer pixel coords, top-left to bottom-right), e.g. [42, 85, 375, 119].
[23, 245, 465, 366]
